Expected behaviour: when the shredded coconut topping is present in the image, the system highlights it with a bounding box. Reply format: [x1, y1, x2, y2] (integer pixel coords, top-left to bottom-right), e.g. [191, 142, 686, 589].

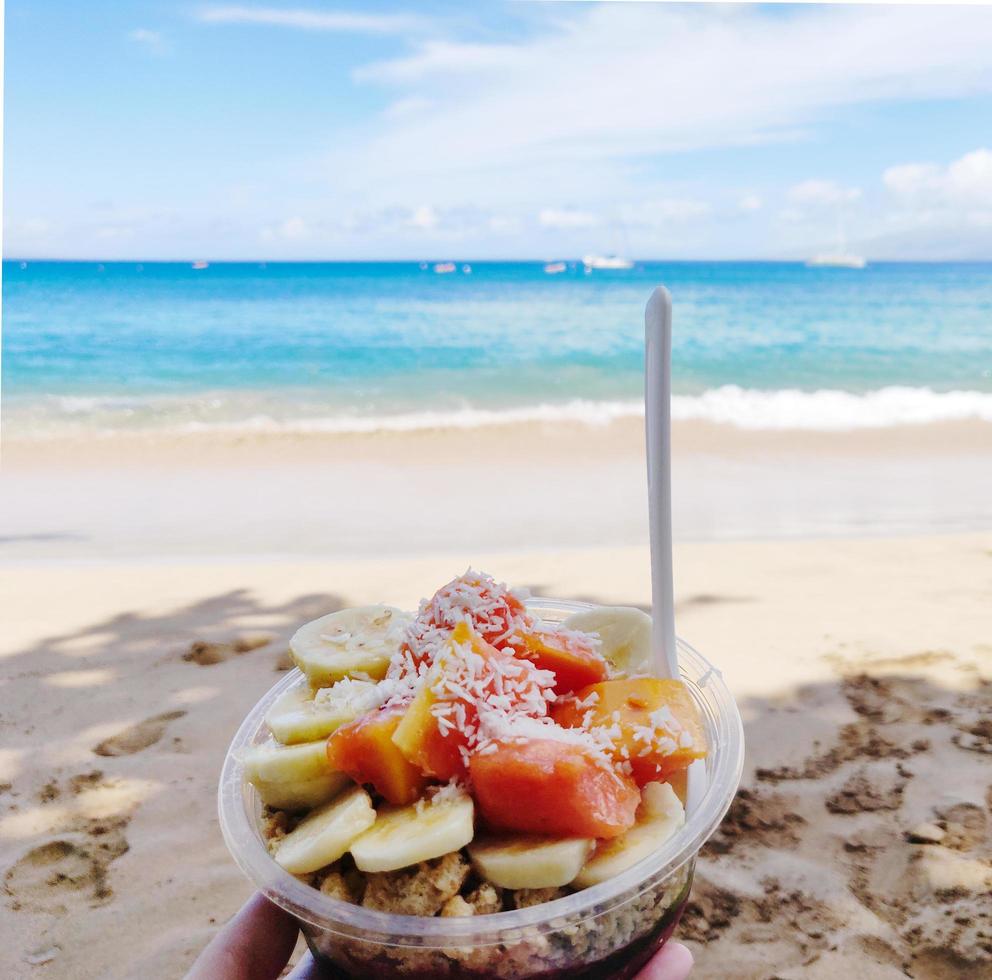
[414, 779, 469, 814]
[323, 571, 687, 789]
[474, 712, 614, 766]
[403, 569, 531, 666]
[314, 677, 386, 714]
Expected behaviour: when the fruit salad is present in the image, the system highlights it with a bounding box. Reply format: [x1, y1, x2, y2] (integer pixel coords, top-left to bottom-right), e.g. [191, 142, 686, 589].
[242, 571, 707, 917]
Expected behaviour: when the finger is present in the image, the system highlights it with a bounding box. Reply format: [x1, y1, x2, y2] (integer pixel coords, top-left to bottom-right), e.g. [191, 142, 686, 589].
[185, 893, 299, 980]
[633, 941, 694, 980]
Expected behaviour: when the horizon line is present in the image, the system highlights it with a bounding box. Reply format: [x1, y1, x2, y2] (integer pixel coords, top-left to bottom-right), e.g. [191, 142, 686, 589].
[7, 256, 992, 265]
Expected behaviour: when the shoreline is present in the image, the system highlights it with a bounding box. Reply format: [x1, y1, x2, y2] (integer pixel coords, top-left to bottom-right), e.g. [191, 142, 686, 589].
[6, 415, 992, 467]
[6, 386, 992, 453]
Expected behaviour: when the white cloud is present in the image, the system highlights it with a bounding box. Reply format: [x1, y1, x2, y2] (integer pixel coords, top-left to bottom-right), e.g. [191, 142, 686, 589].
[637, 198, 711, 223]
[197, 6, 421, 34]
[128, 28, 167, 54]
[336, 204, 513, 241]
[882, 148, 992, 230]
[96, 225, 136, 241]
[488, 214, 522, 235]
[260, 216, 309, 241]
[738, 194, 763, 213]
[884, 148, 992, 205]
[383, 96, 433, 120]
[341, 4, 992, 203]
[538, 208, 599, 230]
[883, 162, 941, 197]
[788, 179, 861, 207]
[949, 149, 992, 202]
[354, 41, 520, 84]
[11, 217, 52, 237]
[408, 205, 439, 231]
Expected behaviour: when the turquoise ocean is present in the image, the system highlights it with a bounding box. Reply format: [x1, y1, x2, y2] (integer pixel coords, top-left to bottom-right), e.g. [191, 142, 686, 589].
[4, 260, 992, 437]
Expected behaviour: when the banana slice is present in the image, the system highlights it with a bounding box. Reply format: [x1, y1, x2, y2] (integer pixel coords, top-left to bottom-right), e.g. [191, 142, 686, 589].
[563, 606, 653, 674]
[573, 781, 684, 889]
[250, 775, 348, 811]
[265, 684, 366, 745]
[469, 835, 594, 890]
[274, 786, 377, 874]
[243, 740, 349, 810]
[290, 605, 411, 688]
[350, 792, 475, 873]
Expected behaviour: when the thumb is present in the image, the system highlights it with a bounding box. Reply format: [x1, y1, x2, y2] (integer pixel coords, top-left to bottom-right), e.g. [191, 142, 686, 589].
[634, 941, 694, 980]
[185, 893, 299, 980]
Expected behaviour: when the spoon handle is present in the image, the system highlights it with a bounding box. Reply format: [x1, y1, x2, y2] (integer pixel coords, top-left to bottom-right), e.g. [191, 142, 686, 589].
[644, 286, 679, 680]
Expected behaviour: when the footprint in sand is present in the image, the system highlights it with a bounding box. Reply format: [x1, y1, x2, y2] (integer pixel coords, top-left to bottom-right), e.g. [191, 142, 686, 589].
[6, 771, 134, 916]
[952, 716, 992, 755]
[4, 823, 129, 914]
[935, 802, 988, 851]
[826, 765, 909, 814]
[93, 710, 186, 757]
[182, 633, 274, 666]
[704, 786, 806, 854]
[682, 876, 842, 960]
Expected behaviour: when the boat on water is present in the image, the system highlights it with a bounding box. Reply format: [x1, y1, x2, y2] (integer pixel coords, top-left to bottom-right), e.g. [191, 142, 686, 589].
[191, 261, 209, 270]
[544, 261, 567, 274]
[807, 222, 866, 269]
[582, 254, 633, 270]
[433, 262, 456, 274]
[806, 252, 866, 269]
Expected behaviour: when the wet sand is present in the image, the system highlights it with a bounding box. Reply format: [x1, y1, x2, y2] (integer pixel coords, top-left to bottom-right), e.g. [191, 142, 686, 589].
[3, 418, 991, 561]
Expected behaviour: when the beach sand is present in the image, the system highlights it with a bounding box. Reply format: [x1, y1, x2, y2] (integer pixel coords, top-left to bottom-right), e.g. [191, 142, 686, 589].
[1, 418, 991, 978]
[3, 418, 991, 561]
[1, 532, 989, 978]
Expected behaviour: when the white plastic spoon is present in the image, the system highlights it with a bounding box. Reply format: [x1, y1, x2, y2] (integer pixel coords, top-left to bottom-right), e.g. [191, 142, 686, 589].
[644, 286, 708, 813]
[644, 286, 678, 681]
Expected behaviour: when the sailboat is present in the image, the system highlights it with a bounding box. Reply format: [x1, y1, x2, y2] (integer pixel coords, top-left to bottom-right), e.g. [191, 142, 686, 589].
[582, 214, 634, 270]
[806, 222, 866, 269]
[582, 254, 634, 270]
[806, 252, 866, 269]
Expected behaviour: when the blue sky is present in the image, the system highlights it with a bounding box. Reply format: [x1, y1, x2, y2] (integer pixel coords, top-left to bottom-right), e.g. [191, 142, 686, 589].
[5, 2, 992, 260]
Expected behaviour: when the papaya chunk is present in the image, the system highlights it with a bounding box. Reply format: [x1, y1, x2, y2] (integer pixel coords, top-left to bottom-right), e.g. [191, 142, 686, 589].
[469, 738, 638, 839]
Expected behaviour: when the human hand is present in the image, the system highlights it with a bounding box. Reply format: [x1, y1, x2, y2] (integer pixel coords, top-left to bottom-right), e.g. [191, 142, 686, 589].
[186, 893, 693, 980]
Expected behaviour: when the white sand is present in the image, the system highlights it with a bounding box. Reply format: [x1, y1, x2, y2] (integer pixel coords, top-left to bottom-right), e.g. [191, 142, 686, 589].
[1, 535, 990, 978]
[3, 419, 991, 561]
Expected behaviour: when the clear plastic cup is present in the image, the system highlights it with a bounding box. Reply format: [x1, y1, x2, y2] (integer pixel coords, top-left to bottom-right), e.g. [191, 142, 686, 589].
[219, 598, 744, 979]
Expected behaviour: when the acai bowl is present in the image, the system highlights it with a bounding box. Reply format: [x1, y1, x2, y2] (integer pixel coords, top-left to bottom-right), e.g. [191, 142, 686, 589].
[219, 571, 744, 979]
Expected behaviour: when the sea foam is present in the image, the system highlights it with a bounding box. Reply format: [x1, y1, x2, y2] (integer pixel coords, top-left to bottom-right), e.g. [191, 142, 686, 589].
[10, 386, 992, 438]
[670, 385, 992, 430]
[177, 386, 992, 434]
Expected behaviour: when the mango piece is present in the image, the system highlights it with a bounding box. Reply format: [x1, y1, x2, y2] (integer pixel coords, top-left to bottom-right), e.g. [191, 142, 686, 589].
[512, 627, 608, 694]
[552, 678, 706, 785]
[392, 682, 468, 781]
[326, 705, 428, 805]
